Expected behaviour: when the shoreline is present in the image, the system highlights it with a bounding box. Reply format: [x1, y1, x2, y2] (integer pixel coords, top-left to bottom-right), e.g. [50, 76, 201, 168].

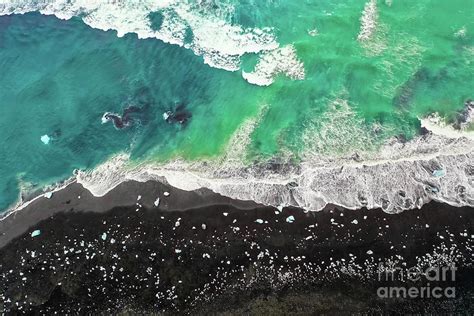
[74, 132, 473, 214]
[0, 179, 262, 249]
[2, 116, 473, 227]
[2, 130, 473, 227]
[1, 168, 473, 249]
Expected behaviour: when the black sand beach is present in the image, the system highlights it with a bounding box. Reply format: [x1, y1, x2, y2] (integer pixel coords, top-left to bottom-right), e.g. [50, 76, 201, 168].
[0, 180, 473, 314]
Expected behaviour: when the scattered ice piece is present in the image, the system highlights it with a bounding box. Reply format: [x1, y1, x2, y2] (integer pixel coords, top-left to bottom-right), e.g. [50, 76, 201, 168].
[164, 191, 170, 197]
[286, 216, 295, 223]
[31, 230, 41, 237]
[44, 192, 53, 199]
[432, 169, 446, 177]
[101, 233, 107, 241]
[202, 253, 210, 259]
[31, 251, 36, 258]
[363, 216, 367, 220]
[277, 205, 284, 212]
[137, 195, 142, 201]
[255, 219, 264, 224]
[305, 236, 313, 240]
[163, 111, 171, 121]
[175, 220, 181, 227]
[274, 211, 280, 215]
[223, 212, 228, 217]
[154, 198, 160, 207]
[425, 224, 430, 228]
[201, 224, 207, 230]
[175, 249, 182, 254]
[40, 134, 50, 145]
[110, 238, 116, 244]
[351, 219, 359, 225]
[366, 250, 374, 255]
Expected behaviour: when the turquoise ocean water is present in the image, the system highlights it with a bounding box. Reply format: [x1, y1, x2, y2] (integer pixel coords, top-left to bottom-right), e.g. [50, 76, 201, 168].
[0, 0, 473, 211]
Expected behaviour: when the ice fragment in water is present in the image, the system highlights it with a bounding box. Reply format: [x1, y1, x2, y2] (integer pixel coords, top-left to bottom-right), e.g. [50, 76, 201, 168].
[432, 169, 446, 177]
[40, 134, 50, 145]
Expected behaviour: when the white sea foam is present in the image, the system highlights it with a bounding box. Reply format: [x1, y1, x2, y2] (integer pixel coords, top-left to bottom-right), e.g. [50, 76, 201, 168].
[358, 0, 378, 41]
[242, 45, 305, 86]
[0, 0, 304, 83]
[302, 98, 382, 157]
[420, 113, 474, 141]
[455, 26, 467, 38]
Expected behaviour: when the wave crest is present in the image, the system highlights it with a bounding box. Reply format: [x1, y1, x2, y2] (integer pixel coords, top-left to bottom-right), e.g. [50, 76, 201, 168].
[1, 0, 305, 83]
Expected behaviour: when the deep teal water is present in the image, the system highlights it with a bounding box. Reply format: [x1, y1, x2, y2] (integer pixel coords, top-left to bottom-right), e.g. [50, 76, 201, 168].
[0, 13, 262, 210]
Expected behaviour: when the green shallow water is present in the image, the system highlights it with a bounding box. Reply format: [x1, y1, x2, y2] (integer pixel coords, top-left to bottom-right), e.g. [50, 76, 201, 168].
[0, 0, 473, 210]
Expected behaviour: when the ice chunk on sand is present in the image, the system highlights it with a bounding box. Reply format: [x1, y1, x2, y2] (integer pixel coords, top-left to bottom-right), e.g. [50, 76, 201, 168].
[255, 219, 264, 224]
[40, 135, 50, 145]
[154, 197, 160, 207]
[164, 191, 170, 197]
[101, 233, 107, 241]
[44, 192, 53, 199]
[286, 216, 295, 223]
[31, 230, 41, 237]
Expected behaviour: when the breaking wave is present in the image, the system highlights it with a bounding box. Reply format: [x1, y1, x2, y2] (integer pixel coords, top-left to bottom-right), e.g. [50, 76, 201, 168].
[242, 45, 305, 86]
[0, 0, 304, 84]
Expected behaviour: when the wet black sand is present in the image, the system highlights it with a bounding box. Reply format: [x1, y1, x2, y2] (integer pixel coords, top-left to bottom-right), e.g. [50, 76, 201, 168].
[0, 181, 473, 314]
